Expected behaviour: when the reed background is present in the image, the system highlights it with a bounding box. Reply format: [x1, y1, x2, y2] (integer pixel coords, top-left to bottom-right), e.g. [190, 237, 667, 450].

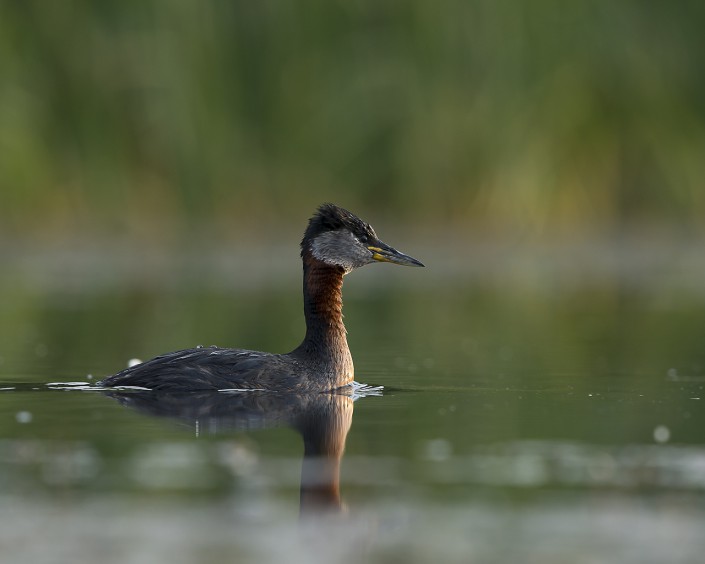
[2, 1, 704, 243]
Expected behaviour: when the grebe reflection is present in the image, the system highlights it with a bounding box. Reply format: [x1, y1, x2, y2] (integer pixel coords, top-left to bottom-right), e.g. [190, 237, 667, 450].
[105, 388, 356, 513]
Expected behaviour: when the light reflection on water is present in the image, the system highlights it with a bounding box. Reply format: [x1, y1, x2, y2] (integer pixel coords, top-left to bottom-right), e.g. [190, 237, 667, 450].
[1, 382, 705, 563]
[1, 492, 703, 564]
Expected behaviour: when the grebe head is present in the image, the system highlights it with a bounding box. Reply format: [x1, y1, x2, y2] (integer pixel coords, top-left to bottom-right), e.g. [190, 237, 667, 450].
[302, 203, 425, 272]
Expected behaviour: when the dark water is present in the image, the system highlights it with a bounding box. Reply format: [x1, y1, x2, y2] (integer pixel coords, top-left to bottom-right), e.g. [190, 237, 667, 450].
[1, 243, 705, 563]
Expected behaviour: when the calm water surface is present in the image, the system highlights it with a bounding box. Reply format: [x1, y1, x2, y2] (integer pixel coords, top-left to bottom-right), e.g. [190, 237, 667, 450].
[1, 242, 705, 563]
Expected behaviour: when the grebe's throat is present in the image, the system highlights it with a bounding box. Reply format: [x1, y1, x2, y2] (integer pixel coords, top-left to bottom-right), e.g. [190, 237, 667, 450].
[301, 251, 347, 344]
[292, 251, 353, 384]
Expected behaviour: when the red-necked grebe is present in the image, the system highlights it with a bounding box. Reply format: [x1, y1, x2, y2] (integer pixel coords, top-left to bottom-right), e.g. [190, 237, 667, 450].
[98, 203, 424, 392]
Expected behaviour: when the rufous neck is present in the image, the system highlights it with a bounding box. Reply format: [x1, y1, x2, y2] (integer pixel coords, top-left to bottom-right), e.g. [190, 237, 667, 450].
[300, 252, 347, 347]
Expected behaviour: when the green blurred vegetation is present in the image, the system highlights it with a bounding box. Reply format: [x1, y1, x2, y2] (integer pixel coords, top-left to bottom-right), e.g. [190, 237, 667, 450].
[2, 0, 704, 240]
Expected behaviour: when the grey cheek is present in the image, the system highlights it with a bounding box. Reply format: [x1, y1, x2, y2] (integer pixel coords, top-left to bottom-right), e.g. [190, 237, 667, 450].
[310, 232, 352, 268]
[310, 231, 372, 271]
[351, 245, 373, 267]
[310, 233, 336, 264]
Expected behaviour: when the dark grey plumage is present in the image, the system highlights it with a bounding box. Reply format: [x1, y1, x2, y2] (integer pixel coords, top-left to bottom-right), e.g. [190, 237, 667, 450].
[98, 203, 423, 392]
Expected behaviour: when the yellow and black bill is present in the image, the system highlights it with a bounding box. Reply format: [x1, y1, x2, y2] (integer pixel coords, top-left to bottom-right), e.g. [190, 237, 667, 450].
[367, 242, 425, 267]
